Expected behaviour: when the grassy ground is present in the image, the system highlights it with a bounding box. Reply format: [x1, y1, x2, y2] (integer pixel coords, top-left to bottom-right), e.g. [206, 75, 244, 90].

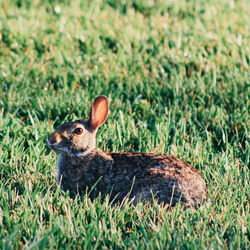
[0, 0, 249, 248]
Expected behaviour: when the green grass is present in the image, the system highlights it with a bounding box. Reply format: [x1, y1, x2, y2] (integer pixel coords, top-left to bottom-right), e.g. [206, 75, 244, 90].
[0, 0, 249, 248]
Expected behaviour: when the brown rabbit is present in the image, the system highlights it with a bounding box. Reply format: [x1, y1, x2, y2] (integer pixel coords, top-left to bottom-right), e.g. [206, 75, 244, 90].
[48, 96, 207, 207]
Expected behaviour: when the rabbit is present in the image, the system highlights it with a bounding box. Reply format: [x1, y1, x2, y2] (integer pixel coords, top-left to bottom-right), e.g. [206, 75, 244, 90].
[48, 96, 208, 207]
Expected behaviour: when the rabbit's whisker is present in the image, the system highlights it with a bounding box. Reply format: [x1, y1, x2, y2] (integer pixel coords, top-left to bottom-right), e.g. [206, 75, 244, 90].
[53, 146, 69, 154]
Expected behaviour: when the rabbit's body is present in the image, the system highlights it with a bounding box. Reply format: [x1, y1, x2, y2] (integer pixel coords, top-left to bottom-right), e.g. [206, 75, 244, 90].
[57, 149, 207, 207]
[48, 96, 208, 207]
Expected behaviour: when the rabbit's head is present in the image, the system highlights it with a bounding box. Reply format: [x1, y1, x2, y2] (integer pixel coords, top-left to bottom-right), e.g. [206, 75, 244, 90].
[48, 96, 109, 157]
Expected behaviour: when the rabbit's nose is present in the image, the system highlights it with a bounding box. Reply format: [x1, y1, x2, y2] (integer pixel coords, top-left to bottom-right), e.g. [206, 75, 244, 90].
[48, 133, 59, 145]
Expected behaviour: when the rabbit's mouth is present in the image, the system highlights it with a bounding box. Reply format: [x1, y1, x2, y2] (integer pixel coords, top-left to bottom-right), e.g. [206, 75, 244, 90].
[50, 145, 69, 154]
[48, 140, 93, 157]
[48, 140, 69, 154]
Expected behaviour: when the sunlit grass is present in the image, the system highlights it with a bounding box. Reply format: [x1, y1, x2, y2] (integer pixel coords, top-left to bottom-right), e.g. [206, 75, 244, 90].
[0, 0, 249, 248]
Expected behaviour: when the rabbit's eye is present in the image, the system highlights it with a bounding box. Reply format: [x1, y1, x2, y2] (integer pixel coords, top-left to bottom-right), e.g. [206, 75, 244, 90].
[74, 128, 83, 135]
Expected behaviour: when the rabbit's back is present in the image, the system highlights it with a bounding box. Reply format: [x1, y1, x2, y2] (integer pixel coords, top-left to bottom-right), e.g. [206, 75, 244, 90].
[109, 152, 207, 206]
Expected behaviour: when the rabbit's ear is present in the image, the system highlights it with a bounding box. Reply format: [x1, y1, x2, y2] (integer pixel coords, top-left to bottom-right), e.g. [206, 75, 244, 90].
[89, 96, 109, 131]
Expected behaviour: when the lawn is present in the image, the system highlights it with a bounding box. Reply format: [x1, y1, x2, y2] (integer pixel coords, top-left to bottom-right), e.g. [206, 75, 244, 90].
[0, 0, 249, 248]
